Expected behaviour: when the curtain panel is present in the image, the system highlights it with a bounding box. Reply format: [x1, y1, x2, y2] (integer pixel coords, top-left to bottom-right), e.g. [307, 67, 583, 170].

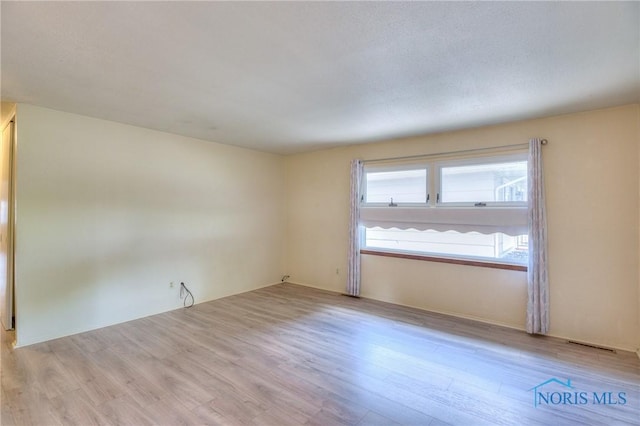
[346, 159, 364, 296]
[526, 138, 549, 334]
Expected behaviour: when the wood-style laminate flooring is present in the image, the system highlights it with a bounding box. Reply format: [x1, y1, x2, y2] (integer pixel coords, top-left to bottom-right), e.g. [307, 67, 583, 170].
[1, 283, 639, 425]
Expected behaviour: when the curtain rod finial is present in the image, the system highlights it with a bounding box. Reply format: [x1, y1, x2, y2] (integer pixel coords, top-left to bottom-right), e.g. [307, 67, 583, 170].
[541, 139, 548, 145]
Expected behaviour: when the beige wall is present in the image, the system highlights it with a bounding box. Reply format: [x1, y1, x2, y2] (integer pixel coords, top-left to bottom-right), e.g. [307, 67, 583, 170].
[285, 104, 640, 352]
[14, 104, 286, 346]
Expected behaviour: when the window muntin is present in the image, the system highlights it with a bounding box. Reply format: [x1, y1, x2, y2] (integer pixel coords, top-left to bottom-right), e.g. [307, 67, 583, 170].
[364, 166, 428, 205]
[364, 227, 529, 265]
[437, 156, 527, 206]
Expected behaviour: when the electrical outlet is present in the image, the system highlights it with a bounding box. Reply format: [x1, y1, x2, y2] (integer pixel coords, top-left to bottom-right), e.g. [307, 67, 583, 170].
[169, 281, 175, 288]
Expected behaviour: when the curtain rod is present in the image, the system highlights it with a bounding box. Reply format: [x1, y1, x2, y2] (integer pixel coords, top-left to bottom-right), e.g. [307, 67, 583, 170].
[362, 139, 548, 164]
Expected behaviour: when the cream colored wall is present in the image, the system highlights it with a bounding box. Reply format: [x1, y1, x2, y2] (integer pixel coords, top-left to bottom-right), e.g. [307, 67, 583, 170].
[14, 104, 286, 346]
[285, 104, 640, 352]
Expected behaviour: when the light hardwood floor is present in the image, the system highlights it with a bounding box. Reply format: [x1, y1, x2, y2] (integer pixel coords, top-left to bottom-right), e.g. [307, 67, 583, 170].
[1, 283, 639, 425]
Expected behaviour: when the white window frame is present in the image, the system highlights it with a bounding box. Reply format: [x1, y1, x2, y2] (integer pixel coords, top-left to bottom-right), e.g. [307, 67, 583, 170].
[360, 150, 529, 268]
[362, 153, 528, 209]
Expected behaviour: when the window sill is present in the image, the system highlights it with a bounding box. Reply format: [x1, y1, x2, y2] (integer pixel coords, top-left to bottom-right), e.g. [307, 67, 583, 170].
[360, 249, 527, 272]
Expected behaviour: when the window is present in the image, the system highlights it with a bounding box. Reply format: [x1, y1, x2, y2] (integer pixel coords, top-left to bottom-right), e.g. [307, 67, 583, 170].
[364, 228, 528, 265]
[360, 152, 528, 268]
[364, 166, 428, 205]
[439, 157, 527, 205]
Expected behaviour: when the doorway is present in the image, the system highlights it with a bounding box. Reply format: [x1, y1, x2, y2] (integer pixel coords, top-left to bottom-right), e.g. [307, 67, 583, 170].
[1, 116, 16, 331]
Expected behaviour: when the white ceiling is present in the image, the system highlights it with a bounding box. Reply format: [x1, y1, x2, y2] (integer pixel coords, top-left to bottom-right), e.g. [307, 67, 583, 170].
[2, 2, 639, 154]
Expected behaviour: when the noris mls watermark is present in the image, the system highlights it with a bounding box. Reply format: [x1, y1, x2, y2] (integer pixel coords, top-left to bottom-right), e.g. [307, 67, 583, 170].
[529, 378, 627, 408]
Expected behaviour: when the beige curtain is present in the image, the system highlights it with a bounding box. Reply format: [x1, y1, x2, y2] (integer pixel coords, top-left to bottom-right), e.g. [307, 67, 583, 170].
[526, 138, 549, 334]
[346, 159, 363, 296]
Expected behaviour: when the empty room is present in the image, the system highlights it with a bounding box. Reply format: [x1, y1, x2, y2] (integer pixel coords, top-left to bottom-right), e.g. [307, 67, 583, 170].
[1, 1, 639, 425]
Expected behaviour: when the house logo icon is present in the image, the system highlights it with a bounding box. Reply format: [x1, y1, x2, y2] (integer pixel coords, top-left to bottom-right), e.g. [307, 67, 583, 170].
[528, 378, 574, 407]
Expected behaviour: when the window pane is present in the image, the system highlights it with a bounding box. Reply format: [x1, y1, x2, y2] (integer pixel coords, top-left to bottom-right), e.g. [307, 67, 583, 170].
[440, 161, 527, 203]
[365, 227, 528, 264]
[365, 169, 427, 203]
